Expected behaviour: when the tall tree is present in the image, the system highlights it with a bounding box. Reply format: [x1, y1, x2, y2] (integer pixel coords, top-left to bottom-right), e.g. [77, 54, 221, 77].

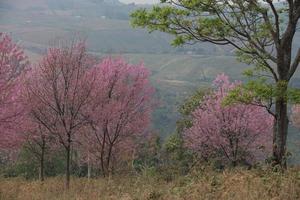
[184, 74, 273, 166]
[0, 33, 28, 154]
[81, 57, 155, 177]
[131, 0, 300, 167]
[24, 42, 95, 188]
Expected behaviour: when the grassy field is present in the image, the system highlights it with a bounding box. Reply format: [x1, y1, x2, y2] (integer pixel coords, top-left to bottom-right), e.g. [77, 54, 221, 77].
[1, 168, 300, 200]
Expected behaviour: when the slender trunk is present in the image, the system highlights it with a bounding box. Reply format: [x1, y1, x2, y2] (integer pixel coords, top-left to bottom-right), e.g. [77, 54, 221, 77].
[100, 121, 109, 177]
[229, 137, 236, 166]
[106, 144, 113, 178]
[100, 130, 107, 177]
[39, 140, 45, 182]
[87, 153, 91, 180]
[273, 98, 289, 169]
[234, 138, 238, 167]
[66, 142, 71, 189]
[232, 160, 237, 167]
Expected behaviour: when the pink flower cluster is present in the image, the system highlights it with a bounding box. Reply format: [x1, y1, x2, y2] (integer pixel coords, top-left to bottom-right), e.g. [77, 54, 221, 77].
[184, 74, 274, 164]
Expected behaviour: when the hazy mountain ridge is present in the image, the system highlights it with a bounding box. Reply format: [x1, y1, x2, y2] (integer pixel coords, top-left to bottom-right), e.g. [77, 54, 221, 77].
[0, 0, 123, 10]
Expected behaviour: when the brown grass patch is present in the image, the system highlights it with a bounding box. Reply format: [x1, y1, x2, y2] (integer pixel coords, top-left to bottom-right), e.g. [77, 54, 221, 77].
[0, 168, 299, 200]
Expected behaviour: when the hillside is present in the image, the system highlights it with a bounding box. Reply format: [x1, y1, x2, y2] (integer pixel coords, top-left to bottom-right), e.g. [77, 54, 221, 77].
[0, 0, 299, 163]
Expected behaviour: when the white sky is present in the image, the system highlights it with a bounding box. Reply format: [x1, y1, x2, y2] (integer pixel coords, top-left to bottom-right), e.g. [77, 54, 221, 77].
[119, 0, 159, 4]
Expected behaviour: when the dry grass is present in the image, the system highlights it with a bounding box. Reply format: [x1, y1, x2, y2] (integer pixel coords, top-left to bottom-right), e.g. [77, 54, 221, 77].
[0, 168, 300, 200]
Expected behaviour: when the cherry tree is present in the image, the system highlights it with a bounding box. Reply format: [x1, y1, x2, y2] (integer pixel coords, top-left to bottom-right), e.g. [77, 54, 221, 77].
[24, 42, 95, 188]
[81, 57, 155, 177]
[0, 33, 28, 155]
[184, 74, 273, 166]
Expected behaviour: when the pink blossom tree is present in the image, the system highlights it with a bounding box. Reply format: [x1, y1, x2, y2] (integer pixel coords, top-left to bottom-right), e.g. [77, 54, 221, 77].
[0, 33, 28, 155]
[81, 57, 155, 177]
[184, 74, 273, 166]
[24, 42, 95, 188]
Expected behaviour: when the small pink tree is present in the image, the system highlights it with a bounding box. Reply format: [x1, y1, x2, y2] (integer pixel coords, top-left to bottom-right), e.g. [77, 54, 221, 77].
[0, 33, 28, 154]
[184, 74, 273, 166]
[81, 57, 155, 176]
[24, 42, 95, 188]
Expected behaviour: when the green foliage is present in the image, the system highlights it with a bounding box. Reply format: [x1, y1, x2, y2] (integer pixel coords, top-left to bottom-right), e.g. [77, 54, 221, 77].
[131, 3, 232, 47]
[160, 89, 208, 176]
[1, 147, 67, 180]
[177, 88, 209, 132]
[131, 0, 274, 50]
[163, 133, 194, 175]
[2, 147, 38, 179]
[223, 78, 274, 106]
[179, 89, 209, 117]
[134, 90, 208, 178]
[223, 77, 300, 108]
[288, 88, 300, 104]
[133, 134, 162, 172]
[131, 0, 300, 119]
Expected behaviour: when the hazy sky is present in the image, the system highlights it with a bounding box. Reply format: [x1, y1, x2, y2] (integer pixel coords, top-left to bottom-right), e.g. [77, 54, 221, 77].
[119, 0, 159, 4]
[119, 0, 285, 4]
[120, 0, 284, 5]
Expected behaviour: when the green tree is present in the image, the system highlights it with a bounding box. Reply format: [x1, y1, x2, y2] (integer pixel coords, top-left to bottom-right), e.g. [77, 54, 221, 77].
[178, 89, 208, 126]
[133, 133, 162, 173]
[164, 89, 207, 174]
[131, 0, 300, 168]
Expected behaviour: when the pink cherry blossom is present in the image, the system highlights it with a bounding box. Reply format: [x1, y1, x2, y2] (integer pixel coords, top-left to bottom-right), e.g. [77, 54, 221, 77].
[0, 33, 28, 154]
[184, 74, 273, 166]
[24, 42, 95, 188]
[80, 57, 155, 176]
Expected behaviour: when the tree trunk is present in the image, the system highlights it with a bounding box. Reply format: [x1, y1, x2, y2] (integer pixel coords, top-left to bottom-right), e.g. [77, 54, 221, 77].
[100, 125, 108, 177]
[87, 153, 91, 180]
[106, 143, 113, 178]
[39, 140, 45, 182]
[273, 89, 289, 169]
[100, 138, 107, 177]
[273, 43, 291, 169]
[66, 144, 71, 189]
